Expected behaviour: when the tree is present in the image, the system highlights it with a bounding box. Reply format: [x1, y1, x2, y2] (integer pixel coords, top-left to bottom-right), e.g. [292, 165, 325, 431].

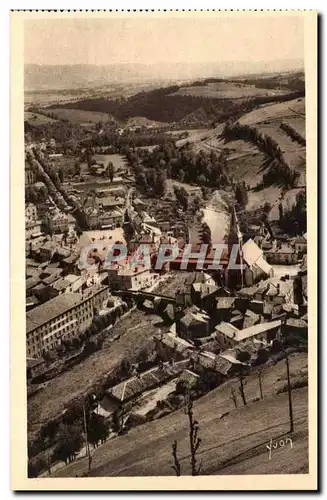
[201, 222, 212, 245]
[28, 457, 47, 478]
[178, 170, 185, 183]
[171, 441, 181, 476]
[74, 162, 81, 177]
[174, 186, 188, 211]
[238, 368, 247, 406]
[235, 183, 248, 209]
[171, 397, 202, 476]
[193, 196, 201, 213]
[230, 388, 238, 408]
[136, 347, 150, 367]
[263, 202, 272, 214]
[112, 407, 124, 434]
[107, 161, 114, 182]
[52, 425, 84, 465]
[88, 413, 109, 448]
[154, 169, 167, 197]
[120, 358, 132, 377]
[58, 167, 65, 184]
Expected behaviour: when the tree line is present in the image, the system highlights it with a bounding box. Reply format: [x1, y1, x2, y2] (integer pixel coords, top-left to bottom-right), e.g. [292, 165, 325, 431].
[125, 141, 230, 198]
[221, 121, 301, 190]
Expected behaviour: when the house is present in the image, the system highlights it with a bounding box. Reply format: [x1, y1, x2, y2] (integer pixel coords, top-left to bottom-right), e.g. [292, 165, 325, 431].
[283, 318, 308, 339]
[239, 277, 294, 306]
[26, 276, 42, 297]
[25, 203, 38, 222]
[191, 284, 231, 312]
[25, 163, 36, 185]
[103, 360, 189, 409]
[26, 295, 39, 311]
[178, 309, 211, 340]
[98, 210, 124, 229]
[190, 349, 239, 377]
[293, 236, 307, 254]
[60, 252, 81, 275]
[264, 242, 298, 265]
[107, 262, 156, 291]
[51, 274, 84, 294]
[153, 331, 194, 361]
[85, 207, 99, 229]
[26, 357, 47, 380]
[98, 196, 124, 211]
[242, 238, 273, 286]
[26, 220, 42, 240]
[230, 309, 261, 330]
[215, 319, 282, 349]
[45, 212, 69, 234]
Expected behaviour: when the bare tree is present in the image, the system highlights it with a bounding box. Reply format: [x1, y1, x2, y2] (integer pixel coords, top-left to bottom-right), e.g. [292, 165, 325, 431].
[230, 387, 238, 408]
[186, 398, 202, 476]
[171, 396, 202, 476]
[238, 368, 247, 406]
[258, 369, 264, 400]
[171, 440, 181, 477]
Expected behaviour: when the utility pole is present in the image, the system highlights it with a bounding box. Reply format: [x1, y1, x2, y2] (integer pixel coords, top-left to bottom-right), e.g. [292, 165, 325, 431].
[285, 353, 294, 433]
[82, 401, 92, 473]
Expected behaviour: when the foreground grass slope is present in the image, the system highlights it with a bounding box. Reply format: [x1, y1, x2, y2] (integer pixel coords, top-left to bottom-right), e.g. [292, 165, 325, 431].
[54, 353, 308, 477]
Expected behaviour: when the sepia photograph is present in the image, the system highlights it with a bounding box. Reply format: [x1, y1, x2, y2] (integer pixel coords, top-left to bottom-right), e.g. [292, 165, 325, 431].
[10, 10, 317, 490]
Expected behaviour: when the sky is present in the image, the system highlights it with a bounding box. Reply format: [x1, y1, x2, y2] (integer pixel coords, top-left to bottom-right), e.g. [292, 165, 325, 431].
[24, 16, 304, 68]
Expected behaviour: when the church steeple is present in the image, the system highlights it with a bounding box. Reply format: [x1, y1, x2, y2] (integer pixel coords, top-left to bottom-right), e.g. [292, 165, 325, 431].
[228, 205, 243, 250]
[226, 205, 244, 289]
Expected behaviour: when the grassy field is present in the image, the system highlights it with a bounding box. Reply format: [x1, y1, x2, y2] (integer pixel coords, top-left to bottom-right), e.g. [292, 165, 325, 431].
[46, 108, 113, 125]
[170, 82, 290, 100]
[238, 97, 305, 126]
[24, 111, 58, 126]
[53, 352, 308, 477]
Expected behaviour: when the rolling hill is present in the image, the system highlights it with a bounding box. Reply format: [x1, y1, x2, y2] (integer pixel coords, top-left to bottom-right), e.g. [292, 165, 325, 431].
[176, 96, 306, 215]
[41, 71, 304, 126]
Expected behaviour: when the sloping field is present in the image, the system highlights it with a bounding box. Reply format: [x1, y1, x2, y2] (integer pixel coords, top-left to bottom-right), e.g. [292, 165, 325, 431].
[238, 97, 305, 126]
[171, 82, 290, 100]
[125, 116, 166, 128]
[255, 124, 306, 174]
[179, 97, 306, 211]
[54, 352, 308, 477]
[24, 111, 58, 126]
[282, 116, 306, 138]
[48, 108, 112, 125]
[27, 309, 161, 438]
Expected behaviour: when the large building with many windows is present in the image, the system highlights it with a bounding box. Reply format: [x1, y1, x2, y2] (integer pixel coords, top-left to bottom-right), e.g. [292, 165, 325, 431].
[26, 285, 111, 358]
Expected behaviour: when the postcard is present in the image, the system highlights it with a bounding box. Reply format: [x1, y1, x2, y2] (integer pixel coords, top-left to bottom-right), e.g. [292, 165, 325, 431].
[10, 10, 317, 491]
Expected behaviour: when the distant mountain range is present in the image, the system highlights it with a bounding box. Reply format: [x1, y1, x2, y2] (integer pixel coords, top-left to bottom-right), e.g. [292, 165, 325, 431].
[25, 60, 304, 91]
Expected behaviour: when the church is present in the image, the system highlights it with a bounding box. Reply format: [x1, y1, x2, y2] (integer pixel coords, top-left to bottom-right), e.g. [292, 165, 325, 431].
[226, 205, 273, 290]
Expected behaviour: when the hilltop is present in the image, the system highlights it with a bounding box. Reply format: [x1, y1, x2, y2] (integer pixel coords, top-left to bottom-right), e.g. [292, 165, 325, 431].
[38, 71, 304, 126]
